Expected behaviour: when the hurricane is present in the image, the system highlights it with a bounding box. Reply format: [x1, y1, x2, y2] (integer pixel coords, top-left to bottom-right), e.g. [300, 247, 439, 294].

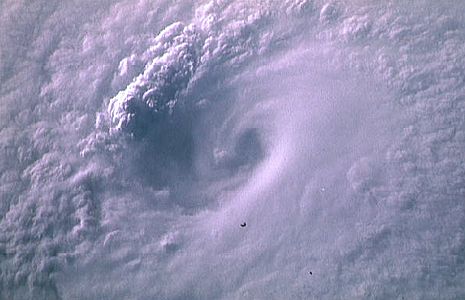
[1, 1, 465, 299]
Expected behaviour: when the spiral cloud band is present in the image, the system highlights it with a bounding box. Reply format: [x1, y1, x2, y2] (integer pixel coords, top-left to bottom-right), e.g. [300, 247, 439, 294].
[1, 1, 465, 299]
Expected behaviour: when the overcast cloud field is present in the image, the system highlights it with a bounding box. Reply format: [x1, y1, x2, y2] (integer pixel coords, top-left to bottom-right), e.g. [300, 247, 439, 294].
[1, 0, 465, 299]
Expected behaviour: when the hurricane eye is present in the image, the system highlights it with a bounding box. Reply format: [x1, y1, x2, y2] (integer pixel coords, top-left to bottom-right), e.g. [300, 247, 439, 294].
[233, 128, 264, 168]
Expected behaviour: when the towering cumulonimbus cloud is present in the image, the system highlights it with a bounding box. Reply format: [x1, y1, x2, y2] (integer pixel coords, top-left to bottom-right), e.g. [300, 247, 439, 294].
[106, 2, 274, 139]
[108, 22, 202, 137]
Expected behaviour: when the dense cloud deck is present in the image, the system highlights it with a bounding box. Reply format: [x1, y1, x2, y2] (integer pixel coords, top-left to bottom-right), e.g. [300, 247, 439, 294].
[1, 1, 465, 299]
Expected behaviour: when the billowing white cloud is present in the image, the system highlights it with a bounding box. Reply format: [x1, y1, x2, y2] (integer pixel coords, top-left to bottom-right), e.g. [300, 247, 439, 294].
[108, 22, 202, 135]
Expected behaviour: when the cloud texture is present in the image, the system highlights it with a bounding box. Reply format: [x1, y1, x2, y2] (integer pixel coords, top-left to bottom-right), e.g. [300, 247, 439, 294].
[1, 0, 465, 299]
